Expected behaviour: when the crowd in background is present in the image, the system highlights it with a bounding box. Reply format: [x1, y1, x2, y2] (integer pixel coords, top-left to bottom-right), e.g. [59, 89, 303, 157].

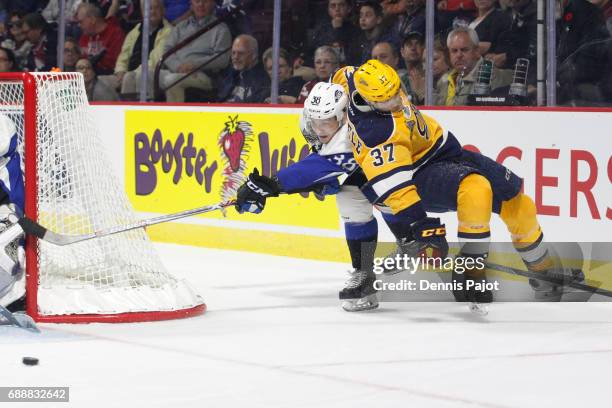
[0, 0, 610, 105]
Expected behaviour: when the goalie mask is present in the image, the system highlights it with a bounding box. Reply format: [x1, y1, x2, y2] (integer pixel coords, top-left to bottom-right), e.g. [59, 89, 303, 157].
[301, 82, 348, 146]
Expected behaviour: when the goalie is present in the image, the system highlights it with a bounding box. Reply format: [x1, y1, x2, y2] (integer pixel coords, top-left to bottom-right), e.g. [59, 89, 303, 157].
[0, 113, 25, 311]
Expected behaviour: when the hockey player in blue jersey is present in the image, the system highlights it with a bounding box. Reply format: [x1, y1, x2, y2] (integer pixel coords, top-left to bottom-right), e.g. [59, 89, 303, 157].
[0, 113, 26, 311]
[235, 82, 386, 311]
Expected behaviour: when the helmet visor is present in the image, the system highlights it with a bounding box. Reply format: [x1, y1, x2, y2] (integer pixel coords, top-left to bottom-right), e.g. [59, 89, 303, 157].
[369, 91, 403, 112]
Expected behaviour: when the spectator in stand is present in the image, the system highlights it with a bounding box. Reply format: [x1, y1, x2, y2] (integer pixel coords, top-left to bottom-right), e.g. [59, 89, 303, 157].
[431, 36, 451, 84]
[557, 0, 610, 105]
[436, 0, 476, 34]
[76, 57, 120, 100]
[215, 0, 254, 39]
[291, 51, 317, 82]
[22, 13, 58, 71]
[5, 1, 40, 15]
[160, 0, 231, 102]
[1, 12, 31, 70]
[436, 26, 512, 105]
[348, 1, 398, 64]
[0, 47, 16, 72]
[490, 0, 537, 74]
[91, 0, 143, 32]
[372, 40, 427, 103]
[428, 37, 452, 103]
[296, 45, 339, 103]
[42, 0, 83, 24]
[42, 0, 82, 39]
[262, 47, 304, 104]
[372, 41, 400, 68]
[77, 3, 126, 75]
[63, 37, 81, 71]
[90, 0, 121, 18]
[106, 0, 171, 98]
[163, 0, 192, 24]
[469, 0, 512, 56]
[307, 0, 359, 66]
[398, 32, 425, 104]
[218, 34, 269, 103]
[588, 0, 612, 36]
[391, 0, 426, 41]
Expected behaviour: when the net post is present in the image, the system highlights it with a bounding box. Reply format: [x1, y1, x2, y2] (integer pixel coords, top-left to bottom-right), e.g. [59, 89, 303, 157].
[22, 73, 39, 321]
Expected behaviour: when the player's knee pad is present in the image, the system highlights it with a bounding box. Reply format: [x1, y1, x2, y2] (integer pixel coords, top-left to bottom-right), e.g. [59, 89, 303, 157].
[337, 186, 374, 224]
[457, 174, 492, 237]
[500, 193, 541, 244]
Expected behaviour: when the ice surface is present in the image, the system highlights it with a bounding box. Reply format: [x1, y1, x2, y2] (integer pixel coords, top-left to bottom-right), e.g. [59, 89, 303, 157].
[2, 243, 612, 408]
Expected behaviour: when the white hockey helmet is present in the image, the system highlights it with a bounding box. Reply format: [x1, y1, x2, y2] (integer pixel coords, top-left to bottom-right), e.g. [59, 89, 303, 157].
[303, 82, 348, 123]
[302, 82, 348, 143]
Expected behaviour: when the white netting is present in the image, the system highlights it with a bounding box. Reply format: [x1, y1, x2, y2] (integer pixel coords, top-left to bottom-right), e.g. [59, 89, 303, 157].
[0, 73, 203, 317]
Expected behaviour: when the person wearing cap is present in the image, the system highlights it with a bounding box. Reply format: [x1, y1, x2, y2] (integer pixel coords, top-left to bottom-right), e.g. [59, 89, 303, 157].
[398, 32, 425, 104]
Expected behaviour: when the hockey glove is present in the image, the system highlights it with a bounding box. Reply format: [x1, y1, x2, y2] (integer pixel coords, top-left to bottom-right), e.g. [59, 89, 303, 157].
[399, 217, 449, 264]
[235, 169, 281, 214]
[312, 179, 341, 199]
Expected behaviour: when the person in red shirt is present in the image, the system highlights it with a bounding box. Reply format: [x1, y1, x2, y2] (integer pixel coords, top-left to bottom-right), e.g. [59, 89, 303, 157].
[77, 3, 126, 75]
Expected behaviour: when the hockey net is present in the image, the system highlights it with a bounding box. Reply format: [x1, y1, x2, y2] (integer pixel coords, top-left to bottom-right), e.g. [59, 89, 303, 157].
[0, 72, 205, 323]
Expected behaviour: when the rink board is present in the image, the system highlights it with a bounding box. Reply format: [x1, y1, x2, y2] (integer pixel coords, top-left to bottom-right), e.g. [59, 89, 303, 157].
[91, 104, 611, 263]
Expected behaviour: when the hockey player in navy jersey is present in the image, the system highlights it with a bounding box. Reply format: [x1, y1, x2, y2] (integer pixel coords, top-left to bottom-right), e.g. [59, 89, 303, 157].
[331, 59, 583, 304]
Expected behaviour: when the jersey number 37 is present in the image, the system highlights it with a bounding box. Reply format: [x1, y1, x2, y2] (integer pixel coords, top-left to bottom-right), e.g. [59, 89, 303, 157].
[370, 143, 395, 167]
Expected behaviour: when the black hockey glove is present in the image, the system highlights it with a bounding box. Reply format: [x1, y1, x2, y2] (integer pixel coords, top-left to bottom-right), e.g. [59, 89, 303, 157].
[399, 217, 449, 263]
[235, 169, 281, 214]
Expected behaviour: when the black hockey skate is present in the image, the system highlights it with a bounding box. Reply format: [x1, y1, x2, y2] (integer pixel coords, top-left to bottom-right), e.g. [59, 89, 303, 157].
[451, 252, 492, 303]
[451, 269, 494, 303]
[339, 269, 378, 312]
[379, 238, 445, 276]
[378, 239, 406, 275]
[528, 267, 585, 301]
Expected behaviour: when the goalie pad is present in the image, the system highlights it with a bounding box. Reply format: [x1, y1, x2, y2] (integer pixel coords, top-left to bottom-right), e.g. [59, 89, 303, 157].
[0, 204, 25, 307]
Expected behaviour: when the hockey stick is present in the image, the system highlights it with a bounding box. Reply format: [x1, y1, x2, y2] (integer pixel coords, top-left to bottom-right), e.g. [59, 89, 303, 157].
[17, 200, 236, 247]
[486, 262, 612, 299]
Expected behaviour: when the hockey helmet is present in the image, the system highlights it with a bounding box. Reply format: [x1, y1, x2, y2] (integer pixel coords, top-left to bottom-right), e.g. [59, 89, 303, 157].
[302, 82, 348, 141]
[354, 59, 401, 103]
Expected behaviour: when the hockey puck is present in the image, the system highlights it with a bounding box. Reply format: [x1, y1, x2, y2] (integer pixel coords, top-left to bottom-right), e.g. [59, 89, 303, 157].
[22, 357, 39, 366]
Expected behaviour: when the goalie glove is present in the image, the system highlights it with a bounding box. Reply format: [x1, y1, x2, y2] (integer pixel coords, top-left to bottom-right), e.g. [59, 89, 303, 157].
[235, 168, 281, 214]
[399, 217, 449, 263]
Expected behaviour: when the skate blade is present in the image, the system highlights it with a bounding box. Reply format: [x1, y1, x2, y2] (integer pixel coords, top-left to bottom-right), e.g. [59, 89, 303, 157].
[342, 294, 379, 312]
[469, 302, 489, 316]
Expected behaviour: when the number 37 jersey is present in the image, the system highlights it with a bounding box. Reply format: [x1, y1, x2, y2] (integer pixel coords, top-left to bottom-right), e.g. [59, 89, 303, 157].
[332, 67, 463, 220]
